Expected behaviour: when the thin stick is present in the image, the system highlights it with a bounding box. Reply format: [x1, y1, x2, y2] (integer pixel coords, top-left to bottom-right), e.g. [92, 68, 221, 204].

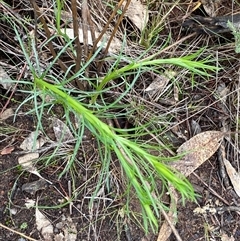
[0, 223, 38, 241]
[160, 207, 183, 241]
[71, 0, 82, 72]
[193, 173, 229, 205]
[157, 186, 182, 241]
[87, 0, 125, 60]
[68, 180, 73, 215]
[29, 0, 69, 74]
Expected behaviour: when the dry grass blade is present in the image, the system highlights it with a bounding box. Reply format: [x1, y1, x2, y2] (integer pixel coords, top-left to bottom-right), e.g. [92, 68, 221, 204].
[171, 131, 224, 177]
[96, 0, 131, 71]
[88, 0, 125, 60]
[223, 158, 240, 197]
[29, 0, 68, 74]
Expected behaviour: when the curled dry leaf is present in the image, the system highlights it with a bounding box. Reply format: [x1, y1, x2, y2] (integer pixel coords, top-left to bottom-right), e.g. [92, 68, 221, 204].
[18, 153, 52, 184]
[55, 216, 77, 241]
[145, 71, 176, 93]
[157, 186, 178, 241]
[201, 0, 222, 17]
[171, 131, 224, 177]
[1, 146, 15, 155]
[20, 130, 46, 151]
[223, 158, 240, 197]
[123, 0, 149, 31]
[0, 66, 14, 89]
[160, 131, 224, 241]
[18, 152, 43, 179]
[36, 207, 53, 241]
[0, 108, 14, 120]
[22, 179, 49, 195]
[53, 118, 74, 142]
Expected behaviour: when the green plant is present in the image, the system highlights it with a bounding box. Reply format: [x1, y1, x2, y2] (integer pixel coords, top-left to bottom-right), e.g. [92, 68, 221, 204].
[20, 222, 28, 230]
[9, 4, 218, 234]
[139, 0, 180, 47]
[33, 75, 195, 231]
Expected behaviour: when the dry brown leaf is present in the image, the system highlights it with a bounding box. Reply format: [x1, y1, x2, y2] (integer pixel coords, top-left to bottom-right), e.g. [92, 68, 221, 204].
[223, 158, 240, 197]
[159, 131, 224, 241]
[1, 146, 15, 155]
[201, 0, 222, 17]
[20, 130, 46, 151]
[18, 152, 39, 169]
[0, 66, 14, 89]
[221, 231, 235, 241]
[157, 186, 178, 241]
[55, 216, 77, 241]
[18, 153, 52, 184]
[18, 153, 42, 176]
[53, 118, 74, 142]
[0, 108, 14, 120]
[36, 206, 53, 241]
[145, 76, 168, 93]
[124, 0, 148, 31]
[22, 179, 48, 195]
[171, 131, 224, 177]
[157, 215, 174, 241]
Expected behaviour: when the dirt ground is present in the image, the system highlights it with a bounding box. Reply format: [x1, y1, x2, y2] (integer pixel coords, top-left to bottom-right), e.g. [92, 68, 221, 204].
[1, 0, 240, 241]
